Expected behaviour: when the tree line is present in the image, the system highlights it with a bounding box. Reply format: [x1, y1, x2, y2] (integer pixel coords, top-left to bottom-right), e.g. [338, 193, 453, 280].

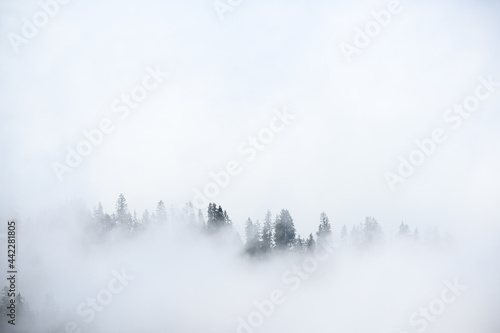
[0, 194, 447, 330]
[91, 194, 445, 254]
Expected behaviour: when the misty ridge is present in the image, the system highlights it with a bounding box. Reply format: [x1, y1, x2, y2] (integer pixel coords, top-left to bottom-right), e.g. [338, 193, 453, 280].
[0, 194, 478, 333]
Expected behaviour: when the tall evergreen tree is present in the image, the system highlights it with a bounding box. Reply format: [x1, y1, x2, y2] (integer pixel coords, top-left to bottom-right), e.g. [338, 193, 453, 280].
[93, 202, 113, 235]
[341, 224, 348, 243]
[306, 233, 316, 251]
[182, 202, 196, 225]
[316, 212, 332, 244]
[93, 202, 104, 224]
[295, 235, 305, 252]
[207, 203, 231, 231]
[140, 209, 151, 231]
[115, 194, 130, 221]
[273, 209, 296, 250]
[223, 210, 232, 227]
[413, 228, 420, 241]
[398, 221, 410, 237]
[362, 216, 384, 245]
[197, 209, 206, 228]
[155, 200, 167, 224]
[244, 218, 261, 255]
[207, 203, 217, 229]
[261, 210, 274, 253]
[115, 194, 133, 233]
[351, 224, 363, 247]
[132, 210, 139, 233]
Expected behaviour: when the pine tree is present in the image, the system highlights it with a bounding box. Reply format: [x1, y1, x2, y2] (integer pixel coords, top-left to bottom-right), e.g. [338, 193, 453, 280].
[306, 233, 316, 251]
[413, 228, 420, 241]
[261, 210, 273, 253]
[93, 202, 104, 224]
[197, 209, 206, 228]
[207, 203, 217, 229]
[273, 209, 296, 250]
[244, 218, 261, 255]
[155, 200, 167, 224]
[215, 205, 225, 228]
[141, 210, 151, 229]
[351, 224, 362, 247]
[254, 220, 261, 247]
[245, 218, 254, 245]
[93, 202, 113, 236]
[102, 213, 114, 233]
[398, 221, 410, 237]
[207, 203, 231, 231]
[132, 210, 139, 234]
[341, 224, 348, 243]
[362, 216, 384, 246]
[182, 202, 196, 225]
[223, 210, 232, 227]
[115, 194, 132, 232]
[316, 212, 332, 244]
[295, 235, 305, 252]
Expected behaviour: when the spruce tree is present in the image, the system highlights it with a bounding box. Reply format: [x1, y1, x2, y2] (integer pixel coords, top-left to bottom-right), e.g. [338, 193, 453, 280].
[306, 233, 316, 251]
[295, 235, 305, 252]
[244, 218, 261, 255]
[362, 217, 383, 246]
[398, 221, 410, 237]
[413, 228, 420, 241]
[182, 202, 196, 225]
[140, 209, 151, 230]
[115, 194, 132, 231]
[93, 202, 113, 236]
[316, 212, 332, 244]
[341, 224, 348, 243]
[207, 203, 232, 231]
[273, 209, 296, 250]
[351, 224, 362, 247]
[155, 200, 167, 224]
[261, 210, 273, 253]
[207, 203, 217, 229]
[197, 209, 206, 228]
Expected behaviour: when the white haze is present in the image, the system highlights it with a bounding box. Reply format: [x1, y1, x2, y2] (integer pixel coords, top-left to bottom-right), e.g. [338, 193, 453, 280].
[0, 0, 499, 332]
[0, 0, 499, 237]
[1, 204, 499, 333]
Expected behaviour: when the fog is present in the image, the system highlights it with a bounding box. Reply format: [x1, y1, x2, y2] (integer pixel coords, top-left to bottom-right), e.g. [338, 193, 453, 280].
[1, 0, 500, 331]
[0, 200, 498, 332]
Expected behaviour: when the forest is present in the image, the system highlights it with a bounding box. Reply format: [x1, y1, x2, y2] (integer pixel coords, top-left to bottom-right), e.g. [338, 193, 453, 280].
[0, 194, 448, 332]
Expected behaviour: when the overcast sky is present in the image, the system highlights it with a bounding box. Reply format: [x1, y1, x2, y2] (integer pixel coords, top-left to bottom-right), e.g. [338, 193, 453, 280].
[1, 0, 499, 239]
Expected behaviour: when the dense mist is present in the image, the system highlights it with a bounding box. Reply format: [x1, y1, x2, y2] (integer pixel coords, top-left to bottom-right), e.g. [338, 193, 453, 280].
[1, 0, 499, 332]
[1, 198, 499, 332]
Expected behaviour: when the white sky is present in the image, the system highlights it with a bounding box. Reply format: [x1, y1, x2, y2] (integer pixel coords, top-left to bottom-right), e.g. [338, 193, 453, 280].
[1, 0, 499, 239]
